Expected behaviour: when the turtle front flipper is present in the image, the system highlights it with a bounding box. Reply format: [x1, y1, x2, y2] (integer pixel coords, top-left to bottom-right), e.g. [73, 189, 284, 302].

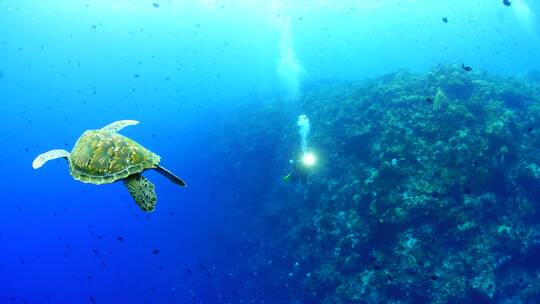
[32, 149, 70, 169]
[100, 120, 139, 132]
[123, 174, 157, 212]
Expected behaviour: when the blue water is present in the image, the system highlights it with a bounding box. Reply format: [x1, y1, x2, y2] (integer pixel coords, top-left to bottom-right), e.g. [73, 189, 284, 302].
[1, 1, 539, 303]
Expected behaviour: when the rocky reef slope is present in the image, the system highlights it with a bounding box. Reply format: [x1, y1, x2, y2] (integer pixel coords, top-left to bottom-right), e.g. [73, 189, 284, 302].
[216, 65, 540, 303]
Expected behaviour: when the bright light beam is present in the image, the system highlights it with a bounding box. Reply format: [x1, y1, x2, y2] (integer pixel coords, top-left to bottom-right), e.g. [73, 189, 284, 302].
[302, 151, 317, 167]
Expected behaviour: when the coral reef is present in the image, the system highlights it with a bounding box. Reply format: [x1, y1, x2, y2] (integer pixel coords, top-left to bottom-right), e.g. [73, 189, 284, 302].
[215, 65, 540, 303]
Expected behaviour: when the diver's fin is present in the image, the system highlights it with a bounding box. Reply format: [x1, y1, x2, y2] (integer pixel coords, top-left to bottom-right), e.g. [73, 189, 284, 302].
[282, 172, 292, 182]
[100, 120, 139, 132]
[123, 174, 157, 212]
[32, 149, 70, 169]
[154, 165, 187, 187]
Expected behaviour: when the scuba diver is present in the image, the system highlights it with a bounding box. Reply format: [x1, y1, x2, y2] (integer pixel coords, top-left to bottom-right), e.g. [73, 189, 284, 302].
[283, 114, 316, 185]
[282, 151, 316, 185]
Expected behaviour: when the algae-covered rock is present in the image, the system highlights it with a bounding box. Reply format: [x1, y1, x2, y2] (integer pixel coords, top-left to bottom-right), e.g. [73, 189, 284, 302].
[442, 69, 474, 99]
[472, 271, 496, 299]
[432, 88, 449, 111]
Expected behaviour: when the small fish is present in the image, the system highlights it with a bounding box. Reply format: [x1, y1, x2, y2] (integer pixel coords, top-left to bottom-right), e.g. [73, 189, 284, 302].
[186, 268, 192, 275]
[503, 0, 511, 6]
[152, 248, 160, 255]
[92, 249, 98, 255]
[442, 17, 448, 23]
[133, 74, 140, 78]
[200, 264, 207, 270]
[153, 2, 159, 8]
[425, 97, 433, 103]
[90, 296, 96, 303]
[150, 287, 155, 293]
[19, 257, 25, 264]
[117, 236, 124, 242]
[527, 127, 533, 133]
[101, 261, 107, 267]
[431, 191, 439, 199]
[461, 63, 472, 72]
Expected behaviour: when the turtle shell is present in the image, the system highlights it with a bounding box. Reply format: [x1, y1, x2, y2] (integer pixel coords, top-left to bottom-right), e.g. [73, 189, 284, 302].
[68, 130, 160, 185]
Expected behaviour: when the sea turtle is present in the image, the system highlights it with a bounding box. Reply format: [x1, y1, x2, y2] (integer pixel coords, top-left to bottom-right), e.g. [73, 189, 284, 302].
[32, 120, 186, 212]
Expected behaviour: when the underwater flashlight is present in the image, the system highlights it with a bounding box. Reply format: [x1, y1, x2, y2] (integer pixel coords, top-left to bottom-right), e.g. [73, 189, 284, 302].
[301, 151, 317, 167]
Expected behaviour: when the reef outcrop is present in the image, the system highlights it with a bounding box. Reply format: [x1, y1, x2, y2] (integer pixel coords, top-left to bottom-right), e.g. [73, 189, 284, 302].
[215, 64, 540, 303]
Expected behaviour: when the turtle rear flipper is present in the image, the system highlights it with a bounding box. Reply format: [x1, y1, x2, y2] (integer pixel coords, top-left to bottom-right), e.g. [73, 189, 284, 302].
[32, 149, 70, 169]
[123, 174, 157, 212]
[154, 165, 187, 187]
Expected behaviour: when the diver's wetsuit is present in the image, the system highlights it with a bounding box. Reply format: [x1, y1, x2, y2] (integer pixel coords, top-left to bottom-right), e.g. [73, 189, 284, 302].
[284, 159, 309, 185]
